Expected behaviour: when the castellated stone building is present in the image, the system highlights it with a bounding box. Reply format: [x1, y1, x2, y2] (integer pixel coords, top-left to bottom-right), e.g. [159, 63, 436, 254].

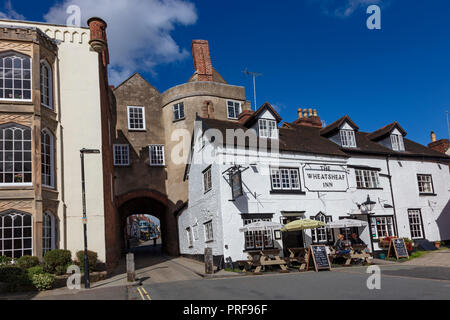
[0, 18, 116, 268]
[112, 39, 252, 259]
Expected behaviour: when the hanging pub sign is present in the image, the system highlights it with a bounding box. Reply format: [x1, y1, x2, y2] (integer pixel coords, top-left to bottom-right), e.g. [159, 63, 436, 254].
[302, 163, 349, 192]
[231, 170, 243, 200]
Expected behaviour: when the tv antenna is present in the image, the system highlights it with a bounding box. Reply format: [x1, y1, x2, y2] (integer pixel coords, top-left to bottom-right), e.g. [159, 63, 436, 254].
[242, 68, 263, 111]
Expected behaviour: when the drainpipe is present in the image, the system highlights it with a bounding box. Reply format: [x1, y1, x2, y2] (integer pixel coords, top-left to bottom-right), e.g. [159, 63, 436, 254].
[386, 155, 400, 237]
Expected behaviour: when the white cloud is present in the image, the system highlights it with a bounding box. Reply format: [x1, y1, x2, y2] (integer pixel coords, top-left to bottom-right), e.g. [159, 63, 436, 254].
[0, 0, 26, 20]
[44, 0, 197, 85]
[310, 0, 384, 18]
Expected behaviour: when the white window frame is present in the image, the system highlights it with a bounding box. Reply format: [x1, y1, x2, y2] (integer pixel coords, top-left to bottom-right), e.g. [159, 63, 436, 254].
[270, 168, 300, 191]
[417, 174, 434, 194]
[173, 102, 185, 121]
[186, 227, 193, 248]
[0, 53, 32, 102]
[127, 106, 146, 131]
[258, 119, 278, 139]
[203, 166, 212, 193]
[0, 210, 33, 258]
[355, 169, 380, 189]
[40, 60, 53, 109]
[408, 209, 424, 239]
[149, 145, 165, 166]
[243, 218, 274, 250]
[42, 212, 55, 255]
[391, 134, 405, 151]
[0, 124, 33, 186]
[311, 213, 333, 244]
[340, 129, 357, 148]
[370, 216, 395, 239]
[204, 220, 214, 242]
[41, 129, 55, 188]
[227, 100, 242, 119]
[113, 144, 130, 166]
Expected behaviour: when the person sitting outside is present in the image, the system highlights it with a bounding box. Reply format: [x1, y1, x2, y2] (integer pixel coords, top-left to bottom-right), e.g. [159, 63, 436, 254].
[334, 234, 351, 255]
[350, 233, 370, 255]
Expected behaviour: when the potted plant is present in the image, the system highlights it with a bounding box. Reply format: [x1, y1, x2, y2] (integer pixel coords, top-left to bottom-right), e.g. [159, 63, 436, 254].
[403, 238, 413, 252]
[435, 241, 441, 249]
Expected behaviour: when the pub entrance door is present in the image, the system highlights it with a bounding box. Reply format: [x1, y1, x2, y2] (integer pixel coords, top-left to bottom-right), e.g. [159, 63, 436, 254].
[281, 215, 304, 257]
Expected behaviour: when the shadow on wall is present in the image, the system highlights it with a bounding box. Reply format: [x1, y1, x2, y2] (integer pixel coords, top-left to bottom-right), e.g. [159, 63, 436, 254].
[436, 198, 450, 241]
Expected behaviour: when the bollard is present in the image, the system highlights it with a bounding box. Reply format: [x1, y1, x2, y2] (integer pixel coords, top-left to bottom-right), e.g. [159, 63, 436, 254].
[126, 253, 135, 282]
[204, 247, 214, 275]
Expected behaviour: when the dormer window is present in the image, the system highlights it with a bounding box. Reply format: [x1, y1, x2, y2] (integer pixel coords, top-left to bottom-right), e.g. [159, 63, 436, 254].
[391, 134, 405, 151]
[259, 119, 278, 139]
[340, 130, 356, 148]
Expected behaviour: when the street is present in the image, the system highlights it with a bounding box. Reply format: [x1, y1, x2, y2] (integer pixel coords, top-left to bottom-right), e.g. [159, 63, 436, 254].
[128, 265, 450, 300]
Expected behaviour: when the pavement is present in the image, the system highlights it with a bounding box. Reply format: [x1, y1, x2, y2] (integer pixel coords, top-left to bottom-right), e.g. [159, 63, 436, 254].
[1, 247, 449, 300]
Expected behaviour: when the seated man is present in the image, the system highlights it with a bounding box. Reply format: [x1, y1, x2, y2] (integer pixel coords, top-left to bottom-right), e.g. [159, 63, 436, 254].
[334, 234, 351, 255]
[350, 233, 370, 253]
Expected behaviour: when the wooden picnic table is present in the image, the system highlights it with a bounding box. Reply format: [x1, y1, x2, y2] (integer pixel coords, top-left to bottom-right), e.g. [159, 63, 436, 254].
[287, 248, 307, 271]
[238, 249, 289, 274]
[329, 244, 372, 266]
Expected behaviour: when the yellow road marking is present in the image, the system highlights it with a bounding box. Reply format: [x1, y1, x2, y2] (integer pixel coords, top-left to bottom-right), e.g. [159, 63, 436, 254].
[136, 287, 146, 300]
[141, 287, 151, 300]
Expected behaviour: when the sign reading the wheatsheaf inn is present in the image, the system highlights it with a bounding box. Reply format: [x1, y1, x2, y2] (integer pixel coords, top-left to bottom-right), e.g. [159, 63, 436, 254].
[302, 164, 349, 192]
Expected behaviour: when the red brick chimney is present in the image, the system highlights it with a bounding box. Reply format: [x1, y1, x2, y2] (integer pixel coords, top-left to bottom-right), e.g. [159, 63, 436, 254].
[428, 131, 449, 154]
[192, 40, 213, 82]
[87, 17, 109, 65]
[293, 108, 322, 128]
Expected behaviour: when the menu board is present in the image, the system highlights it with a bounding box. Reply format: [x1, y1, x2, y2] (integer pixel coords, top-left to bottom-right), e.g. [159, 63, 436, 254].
[307, 245, 332, 272]
[387, 238, 409, 260]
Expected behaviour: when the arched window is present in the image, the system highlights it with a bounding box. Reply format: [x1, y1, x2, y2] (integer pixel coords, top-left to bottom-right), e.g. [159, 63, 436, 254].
[40, 61, 52, 109]
[41, 129, 54, 188]
[0, 52, 32, 101]
[0, 210, 33, 258]
[42, 212, 55, 254]
[0, 124, 32, 185]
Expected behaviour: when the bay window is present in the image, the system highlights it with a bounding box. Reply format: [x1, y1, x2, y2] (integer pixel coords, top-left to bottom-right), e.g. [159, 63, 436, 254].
[0, 52, 32, 101]
[41, 129, 54, 188]
[40, 60, 52, 109]
[0, 210, 33, 258]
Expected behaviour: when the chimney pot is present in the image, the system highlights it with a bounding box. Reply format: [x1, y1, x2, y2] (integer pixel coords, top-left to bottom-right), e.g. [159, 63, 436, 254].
[87, 17, 108, 53]
[297, 108, 303, 119]
[431, 131, 436, 142]
[308, 108, 313, 117]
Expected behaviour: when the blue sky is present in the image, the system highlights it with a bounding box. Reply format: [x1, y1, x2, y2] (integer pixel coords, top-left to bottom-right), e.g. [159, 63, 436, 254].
[2, 0, 450, 145]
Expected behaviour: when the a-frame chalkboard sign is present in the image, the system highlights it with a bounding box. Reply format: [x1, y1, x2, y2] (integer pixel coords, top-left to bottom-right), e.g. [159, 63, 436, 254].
[307, 245, 332, 272]
[387, 238, 409, 260]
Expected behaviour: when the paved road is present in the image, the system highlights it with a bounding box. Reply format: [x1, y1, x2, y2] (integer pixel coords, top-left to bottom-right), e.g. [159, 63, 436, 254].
[130, 265, 450, 300]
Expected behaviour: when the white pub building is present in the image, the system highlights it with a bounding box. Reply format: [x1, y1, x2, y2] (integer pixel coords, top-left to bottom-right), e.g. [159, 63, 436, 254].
[178, 103, 450, 263]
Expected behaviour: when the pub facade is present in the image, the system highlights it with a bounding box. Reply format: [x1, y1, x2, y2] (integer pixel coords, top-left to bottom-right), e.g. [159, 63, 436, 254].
[178, 103, 450, 262]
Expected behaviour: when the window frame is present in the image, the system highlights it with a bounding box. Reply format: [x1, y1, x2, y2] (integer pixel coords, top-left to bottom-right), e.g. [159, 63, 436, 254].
[0, 52, 32, 103]
[204, 220, 214, 242]
[417, 174, 434, 195]
[113, 144, 130, 166]
[127, 106, 146, 131]
[242, 216, 274, 250]
[0, 209, 33, 258]
[391, 134, 405, 151]
[355, 169, 381, 189]
[258, 119, 278, 139]
[408, 209, 425, 240]
[370, 216, 396, 240]
[340, 129, 357, 148]
[173, 102, 185, 121]
[203, 166, 212, 193]
[40, 60, 53, 110]
[226, 100, 242, 120]
[0, 123, 33, 186]
[42, 212, 55, 255]
[149, 144, 165, 166]
[311, 212, 334, 244]
[41, 129, 55, 189]
[270, 167, 302, 192]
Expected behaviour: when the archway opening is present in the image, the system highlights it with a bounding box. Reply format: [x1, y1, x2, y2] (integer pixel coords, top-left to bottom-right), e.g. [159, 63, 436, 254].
[125, 214, 161, 254]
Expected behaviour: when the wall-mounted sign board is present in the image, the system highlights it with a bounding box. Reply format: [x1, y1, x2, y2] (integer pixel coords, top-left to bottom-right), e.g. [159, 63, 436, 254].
[307, 245, 331, 272]
[302, 164, 349, 192]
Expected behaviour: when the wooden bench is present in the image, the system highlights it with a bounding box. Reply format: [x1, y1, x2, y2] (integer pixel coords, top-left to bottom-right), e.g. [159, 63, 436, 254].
[240, 249, 289, 274]
[287, 248, 307, 271]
